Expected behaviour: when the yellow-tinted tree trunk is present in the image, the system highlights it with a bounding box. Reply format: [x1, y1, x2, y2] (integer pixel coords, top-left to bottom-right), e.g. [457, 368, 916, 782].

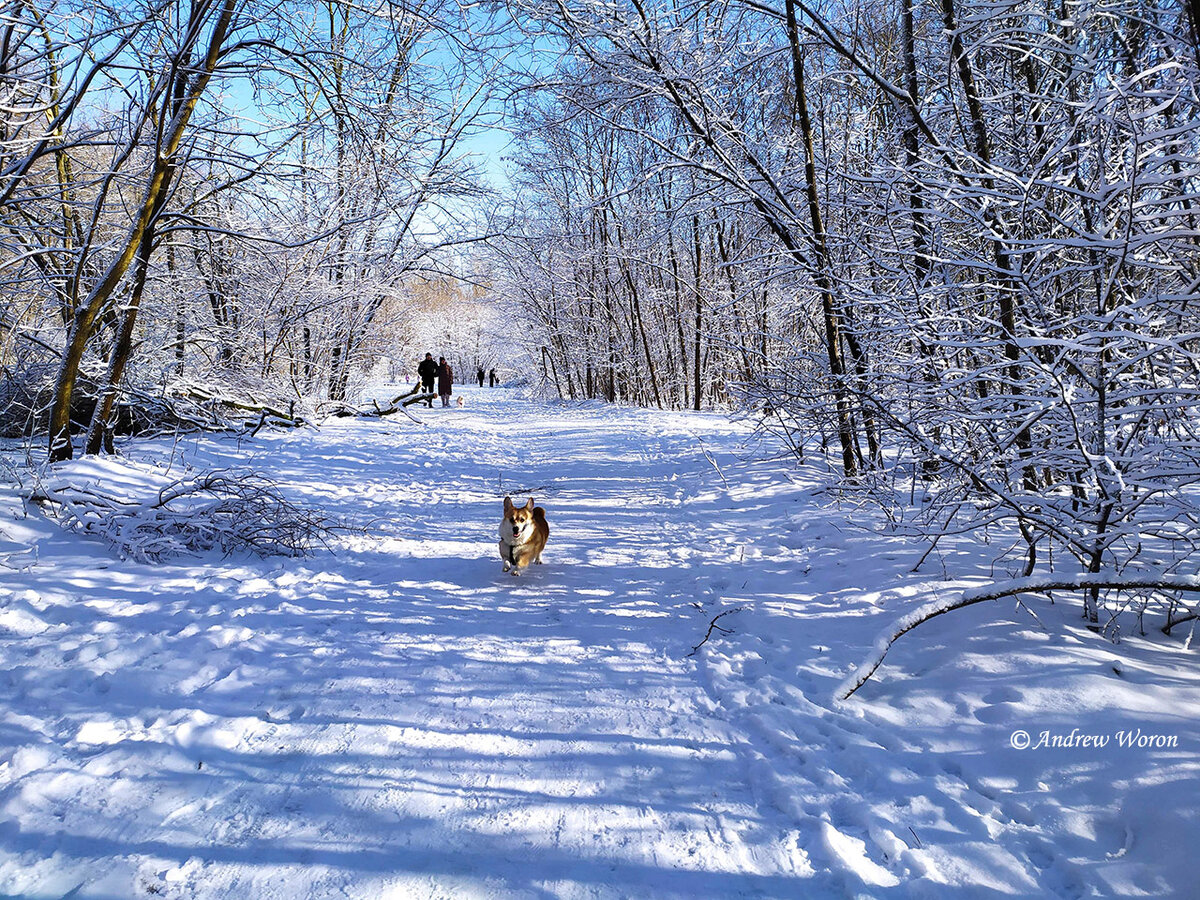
[47, 0, 240, 461]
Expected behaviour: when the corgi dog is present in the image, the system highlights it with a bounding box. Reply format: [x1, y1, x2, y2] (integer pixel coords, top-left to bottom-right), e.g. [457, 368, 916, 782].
[456, 396, 465, 407]
[499, 496, 548, 575]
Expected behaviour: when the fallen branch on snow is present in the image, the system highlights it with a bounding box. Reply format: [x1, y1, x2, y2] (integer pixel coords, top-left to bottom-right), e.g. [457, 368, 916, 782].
[173, 383, 306, 431]
[33, 468, 333, 562]
[688, 607, 746, 657]
[836, 574, 1200, 700]
[322, 384, 436, 420]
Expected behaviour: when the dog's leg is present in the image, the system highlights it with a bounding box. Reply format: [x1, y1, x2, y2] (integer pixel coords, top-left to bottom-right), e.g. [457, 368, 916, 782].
[511, 546, 531, 575]
[500, 540, 511, 572]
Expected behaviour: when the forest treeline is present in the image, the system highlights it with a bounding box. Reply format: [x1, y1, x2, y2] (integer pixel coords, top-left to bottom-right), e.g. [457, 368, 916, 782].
[3, 0, 1200, 628]
[493, 0, 1200, 630]
[0, 0, 492, 458]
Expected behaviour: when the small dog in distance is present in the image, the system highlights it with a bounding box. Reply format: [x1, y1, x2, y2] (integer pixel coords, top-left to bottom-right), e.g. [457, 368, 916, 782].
[499, 496, 548, 576]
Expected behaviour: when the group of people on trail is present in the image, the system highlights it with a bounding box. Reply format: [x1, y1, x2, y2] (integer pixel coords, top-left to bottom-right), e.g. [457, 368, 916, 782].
[476, 367, 498, 387]
[416, 354, 501, 408]
[417, 352, 454, 408]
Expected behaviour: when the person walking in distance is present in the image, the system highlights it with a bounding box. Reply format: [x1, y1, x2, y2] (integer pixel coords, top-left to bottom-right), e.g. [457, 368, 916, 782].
[417, 353, 437, 408]
[437, 356, 454, 407]
[477, 367, 485, 387]
[489, 368, 498, 387]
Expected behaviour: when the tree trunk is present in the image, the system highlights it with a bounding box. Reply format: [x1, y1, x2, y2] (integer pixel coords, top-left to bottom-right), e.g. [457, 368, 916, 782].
[901, 0, 943, 474]
[1186, 0, 1200, 69]
[46, 0, 240, 461]
[83, 187, 168, 455]
[938, 0, 1033, 488]
[785, 0, 858, 477]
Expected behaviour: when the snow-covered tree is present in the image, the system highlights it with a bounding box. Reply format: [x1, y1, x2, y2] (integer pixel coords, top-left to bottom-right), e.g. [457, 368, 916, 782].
[498, 0, 1200, 627]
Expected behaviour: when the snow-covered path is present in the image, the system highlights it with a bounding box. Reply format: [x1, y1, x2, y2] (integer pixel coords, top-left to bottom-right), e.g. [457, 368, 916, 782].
[2, 389, 1198, 898]
[0, 390, 813, 898]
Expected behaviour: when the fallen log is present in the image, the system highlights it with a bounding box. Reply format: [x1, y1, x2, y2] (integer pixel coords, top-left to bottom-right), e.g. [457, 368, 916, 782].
[173, 384, 305, 429]
[400, 392, 437, 408]
[323, 385, 435, 419]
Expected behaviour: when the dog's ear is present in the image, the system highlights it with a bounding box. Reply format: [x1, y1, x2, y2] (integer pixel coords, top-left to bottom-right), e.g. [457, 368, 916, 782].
[524, 498, 535, 511]
[504, 496, 514, 514]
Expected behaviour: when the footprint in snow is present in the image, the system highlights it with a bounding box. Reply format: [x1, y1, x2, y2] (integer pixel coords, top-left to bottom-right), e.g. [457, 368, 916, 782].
[983, 686, 1021, 704]
[974, 703, 1015, 725]
[820, 821, 900, 889]
[261, 704, 305, 723]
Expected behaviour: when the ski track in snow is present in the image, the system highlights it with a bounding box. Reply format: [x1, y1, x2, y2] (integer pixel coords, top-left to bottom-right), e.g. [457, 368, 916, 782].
[0, 387, 1196, 898]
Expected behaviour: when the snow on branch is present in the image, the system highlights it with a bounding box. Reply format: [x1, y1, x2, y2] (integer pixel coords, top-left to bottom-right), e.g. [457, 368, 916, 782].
[170, 382, 306, 432]
[32, 461, 332, 562]
[320, 383, 435, 421]
[836, 575, 1200, 701]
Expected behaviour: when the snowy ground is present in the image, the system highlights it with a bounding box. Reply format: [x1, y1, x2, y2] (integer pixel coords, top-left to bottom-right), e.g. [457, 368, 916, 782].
[0, 387, 1197, 898]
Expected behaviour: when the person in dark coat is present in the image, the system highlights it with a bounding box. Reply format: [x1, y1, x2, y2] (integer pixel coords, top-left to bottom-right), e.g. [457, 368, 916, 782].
[437, 356, 454, 407]
[417, 353, 437, 407]
[477, 367, 485, 387]
[489, 368, 497, 387]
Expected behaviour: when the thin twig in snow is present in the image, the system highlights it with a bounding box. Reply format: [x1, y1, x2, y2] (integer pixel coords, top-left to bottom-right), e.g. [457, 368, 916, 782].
[687, 607, 746, 657]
